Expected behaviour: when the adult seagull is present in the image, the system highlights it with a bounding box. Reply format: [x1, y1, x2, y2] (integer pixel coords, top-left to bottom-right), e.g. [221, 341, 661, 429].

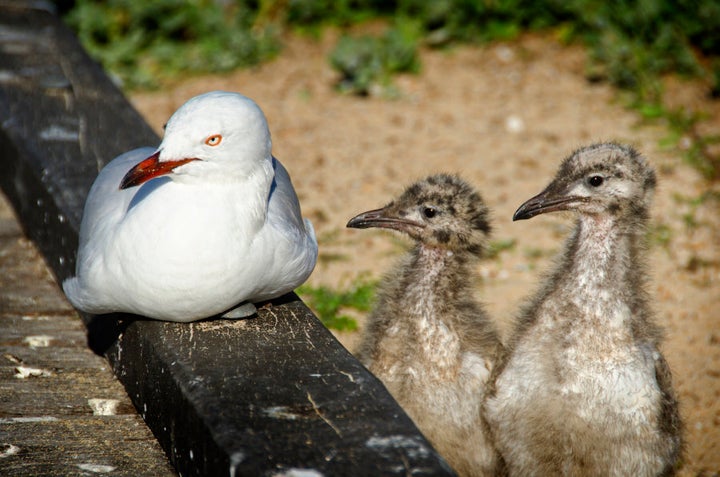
[63, 91, 318, 322]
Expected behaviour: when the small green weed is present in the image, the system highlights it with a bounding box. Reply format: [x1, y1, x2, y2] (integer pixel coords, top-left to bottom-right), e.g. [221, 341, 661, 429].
[317, 252, 350, 264]
[682, 213, 699, 230]
[523, 247, 551, 260]
[297, 279, 377, 331]
[647, 223, 673, 249]
[330, 20, 421, 96]
[486, 238, 517, 260]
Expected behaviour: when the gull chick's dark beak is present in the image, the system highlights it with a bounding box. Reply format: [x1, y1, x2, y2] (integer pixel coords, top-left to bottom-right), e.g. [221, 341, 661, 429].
[513, 187, 585, 221]
[347, 207, 422, 235]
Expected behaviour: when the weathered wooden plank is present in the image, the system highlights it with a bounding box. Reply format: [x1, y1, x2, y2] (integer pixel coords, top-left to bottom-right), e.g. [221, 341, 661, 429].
[0, 193, 176, 476]
[0, 415, 176, 476]
[0, 2, 455, 476]
[0, 234, 74, 315]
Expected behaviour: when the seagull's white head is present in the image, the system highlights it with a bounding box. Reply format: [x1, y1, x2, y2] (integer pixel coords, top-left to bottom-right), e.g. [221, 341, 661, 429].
[120, 91, 273, 188]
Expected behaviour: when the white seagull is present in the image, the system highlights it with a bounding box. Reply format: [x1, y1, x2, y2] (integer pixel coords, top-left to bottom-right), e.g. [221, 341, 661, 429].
[63, 91, 318, 322]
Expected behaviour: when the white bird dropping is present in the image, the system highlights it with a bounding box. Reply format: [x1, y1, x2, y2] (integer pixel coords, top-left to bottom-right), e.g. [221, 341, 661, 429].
[63, 91, 318, 322]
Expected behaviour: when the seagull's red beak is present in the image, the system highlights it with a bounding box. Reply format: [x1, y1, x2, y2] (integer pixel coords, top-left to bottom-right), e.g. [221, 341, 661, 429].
[119, 151, 199, 189]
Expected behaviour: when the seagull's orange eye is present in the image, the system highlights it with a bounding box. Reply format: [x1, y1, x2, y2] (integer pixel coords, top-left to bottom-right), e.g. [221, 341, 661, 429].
[205, 134, 222, 146]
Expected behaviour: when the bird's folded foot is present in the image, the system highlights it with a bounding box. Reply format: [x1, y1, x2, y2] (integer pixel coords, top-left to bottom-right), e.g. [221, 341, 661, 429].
[221, 302, 257, 319]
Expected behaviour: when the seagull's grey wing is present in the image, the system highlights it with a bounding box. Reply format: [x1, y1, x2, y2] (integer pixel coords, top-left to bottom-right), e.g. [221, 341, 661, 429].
[262, 156, 318, 293]
[268, 156, 314, 239]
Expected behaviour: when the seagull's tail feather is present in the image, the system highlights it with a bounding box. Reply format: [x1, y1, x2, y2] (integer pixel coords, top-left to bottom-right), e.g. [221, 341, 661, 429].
[62, 276, 108, 315]
[303, 217, 319, 276]
[303, 217, 316, 243]
[61, 276, 84, 310]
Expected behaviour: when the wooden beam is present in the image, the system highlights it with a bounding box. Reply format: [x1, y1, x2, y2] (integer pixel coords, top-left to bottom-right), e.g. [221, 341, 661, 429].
[0, 2, 455, 475]
[0, 213, 176, 475]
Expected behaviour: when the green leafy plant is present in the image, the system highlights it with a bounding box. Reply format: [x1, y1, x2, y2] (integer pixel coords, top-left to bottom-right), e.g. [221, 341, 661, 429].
[297, 279, 377, 331]
[64, 0, 279, 89]
[285, 0, 392, 29]
[524, 247, 551, 260]
[330, 20, 421, 96]
[647, 223, 673, 249]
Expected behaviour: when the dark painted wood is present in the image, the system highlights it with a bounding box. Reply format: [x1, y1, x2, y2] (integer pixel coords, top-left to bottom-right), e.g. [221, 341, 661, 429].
[0, 2, 456, 476]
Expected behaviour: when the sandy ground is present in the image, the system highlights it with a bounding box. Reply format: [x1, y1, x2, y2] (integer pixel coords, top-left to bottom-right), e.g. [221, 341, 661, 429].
[130, 32, 720, 474]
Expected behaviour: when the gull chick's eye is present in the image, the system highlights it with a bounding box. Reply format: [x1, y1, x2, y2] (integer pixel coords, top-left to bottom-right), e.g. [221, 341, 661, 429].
[205, 134, 222, 146]
[423, 207, 437, 219]
[588, 175, 604, 187]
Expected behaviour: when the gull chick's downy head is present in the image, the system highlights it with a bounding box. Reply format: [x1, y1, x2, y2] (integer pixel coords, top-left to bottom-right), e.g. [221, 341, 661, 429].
[513, 142, 656, 222]
[347, 173, 491, 254]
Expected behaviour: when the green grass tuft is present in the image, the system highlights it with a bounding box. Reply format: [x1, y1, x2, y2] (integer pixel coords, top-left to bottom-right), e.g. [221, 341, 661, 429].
[647, 223, 673, 249]
[297, 279, 377, 331]
[486, 238, 517, 260]
[330, 19, 421, 96]
[64, 0, 280, 89]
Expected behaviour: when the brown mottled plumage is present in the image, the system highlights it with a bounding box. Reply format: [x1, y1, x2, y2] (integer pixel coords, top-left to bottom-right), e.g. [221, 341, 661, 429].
[484, 143, 683, 476]
[347, 174, 502, 477]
